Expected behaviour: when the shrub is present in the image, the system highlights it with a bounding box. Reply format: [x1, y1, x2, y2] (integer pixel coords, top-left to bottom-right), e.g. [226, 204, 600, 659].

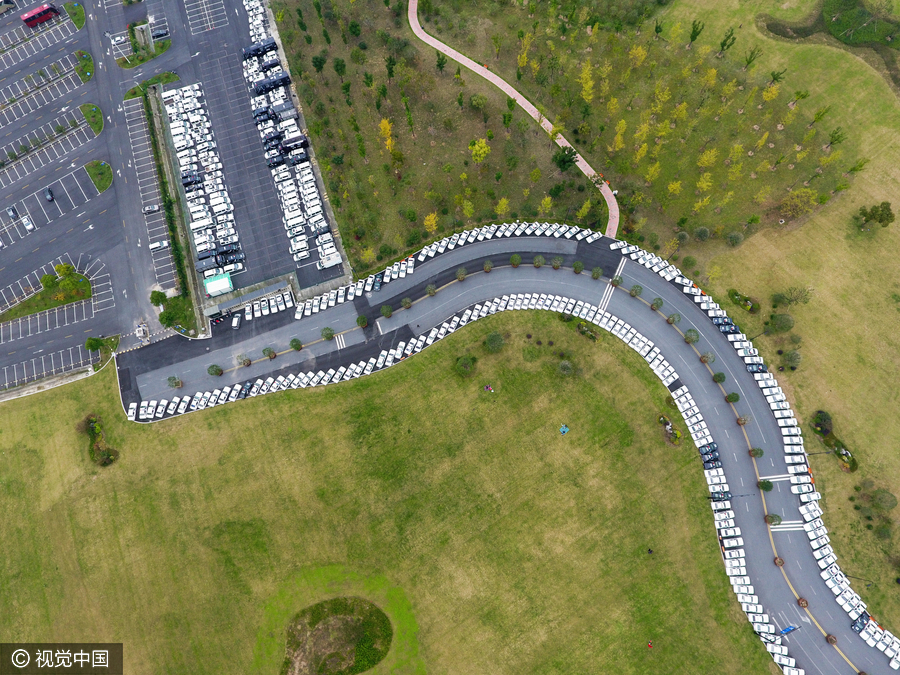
[321, 327, 335, 340]
[591, 267, 603, 280]
[682, 256, 697, 270]
[629, 284, 643, 297]
[356, 315, 368, 328]
[290, 338, 303, 350]
[150, 290, 166, 306]
[611, 275, 623, 287]
[765, 513, 782, 525]
[667, 313, 681, 325]
[558, 360, 574, 376]
[381, 305, 393, 318]
[426, 284, 436, 296]
[750, 447, 764, 457]
[551, 256, 563, 270]
[456, 267, 467, 281]
[533, 255, 545, 268]
[401, 297, 412, 309]
[726, 232, 744, 247]
[207, 364, 223, 376]
[510, 254, 521, 268]
[725, 392, 740, 403]
[737, 415, 752, 426]
[455, 354, 477, 376]
[85, 337, 104, 351]
[573, 261, 584, 274]
[758, 479, 774, 492]
[695, 227, 710, 241]
[483, 259, 493, 273]
[684, 328, 699, 344]
[713, 372, 726, 383]
[263, 347, 276, 359]
[700, 352, 716, 364]
[812, 410, 833, 436]
[650, 297, 664, 311]
[484, 332, 504, 353]
[771, 313, 795, 332]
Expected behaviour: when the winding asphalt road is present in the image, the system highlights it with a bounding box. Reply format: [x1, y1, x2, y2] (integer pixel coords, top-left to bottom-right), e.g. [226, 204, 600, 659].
[406, 0, 621, 239]
[118, 227, 894, 675]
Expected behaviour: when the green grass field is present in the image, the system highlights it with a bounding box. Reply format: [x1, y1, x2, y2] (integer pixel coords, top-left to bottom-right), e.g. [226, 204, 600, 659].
[124, 71, 179, 101]
[84, 160, 112, 193]
[63, 1, 85, 29]
[0, 312, 778, 675]
[74, 50, 93, 83]
[0, 276, 91, 322]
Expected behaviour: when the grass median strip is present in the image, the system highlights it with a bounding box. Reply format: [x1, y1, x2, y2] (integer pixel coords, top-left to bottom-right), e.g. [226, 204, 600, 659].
[124, 71, 179, 101]
[0, 311, 775, 675]
[0, 264, 91, 322]
[63, 1, 85, 29]
[84, 160, 112, 193]
[79, 103, 102, 135]
[74, 50, 93, 83]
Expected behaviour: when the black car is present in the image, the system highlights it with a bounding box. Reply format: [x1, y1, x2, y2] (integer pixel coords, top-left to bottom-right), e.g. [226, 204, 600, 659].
[219, 252, 245, 265]
[267, 155, 284, 167]
[238, 382, 252, 399]
[699, 442, 718, 453]
[6, 205, 17, 219]
[711, 317, 733, 325]
[701, 450, 720, 462]
[711, 492, 732, 502]
[719, 324, 741, 334]
[44, 188, 54, 202]
[217, 242, 240, 255]
[746, 364, 767, 373]
[703, 460, 723, 470]
[373, 277, 382, 292]
[851, 613, 870, 633]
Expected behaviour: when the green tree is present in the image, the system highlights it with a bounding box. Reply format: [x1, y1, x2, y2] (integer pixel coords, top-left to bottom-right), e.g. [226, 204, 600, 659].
[573, 261, 584, 274]
[771, 314, 795, 333]
[651, 297, 664, 311]
[40, 273, 57, 289]
[552, 146, 578, 172]
[750, 447, 764, 457]
[591, 267, 603, 280]
[401, 297, 412, 309]
[717, 27, 736, 57]
[426, 284, 437, 296]
[551, 256, 563, 270]
[150, 290, 166, 306]
[765, 513, 782, 525]
[743, 46, 762, 70]
[533, 255, 545, 268]
[758, 479, 774, 492]
[700, 352, 716, 364]
[483, 259, 493, 273]
[333, 57, 346, 81]
[484, 332, 504, 353]
[783, 350, 802, 368]
[290, 338, 303, 350]
[779, 188, 817, 218]
[510, 254, 522, 268]
[381, 305, 393, 318]
[630, 284, 643, 297]
[385, 54, 397, 81]
[207, 364, 223, 376]
[713, 372, 726, 383]
[356, 315, 368, 328]
[312, 54, 327, 74]
[725, 392, 740, 403]
[85, 337, 104, 351]
[436, 51, 447, 73]
[684, 328, 700, 344]
[611, 275, 623, 287]
[859, 202, 895, 228]
[263, 347, 276, 359]
[688, 19, 705, 48]
[321, 327, 335, 340]
[456, 267, 467, 281]
[455, 354, 477, 377]
[167, 376, 181, 388]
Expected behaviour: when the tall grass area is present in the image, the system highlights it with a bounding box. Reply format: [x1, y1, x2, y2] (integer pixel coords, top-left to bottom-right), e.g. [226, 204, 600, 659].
[0, 312, 777, 675]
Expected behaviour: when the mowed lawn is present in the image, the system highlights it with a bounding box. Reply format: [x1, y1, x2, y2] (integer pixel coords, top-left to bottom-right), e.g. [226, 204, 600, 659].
[0, 312, 777, 675]
[659, 0, 900, 628]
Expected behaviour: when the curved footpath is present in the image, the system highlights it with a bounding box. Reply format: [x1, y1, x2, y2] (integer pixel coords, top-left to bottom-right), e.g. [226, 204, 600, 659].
[406, 0, 621, 239]
[117, 224, 897, 675]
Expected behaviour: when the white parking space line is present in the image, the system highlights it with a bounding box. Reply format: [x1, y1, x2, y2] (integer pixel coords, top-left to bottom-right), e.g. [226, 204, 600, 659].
[184, 0, 229, 34]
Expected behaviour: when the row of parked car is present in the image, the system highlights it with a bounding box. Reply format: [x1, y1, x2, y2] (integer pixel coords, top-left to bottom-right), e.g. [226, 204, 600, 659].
[606, 239, 900, 672]
[239, 1, 341, 274]
[162, 84, 246, 277]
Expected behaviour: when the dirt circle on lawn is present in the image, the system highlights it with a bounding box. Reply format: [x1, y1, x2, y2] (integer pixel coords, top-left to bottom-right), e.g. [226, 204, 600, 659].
[281, 596, 392, 675]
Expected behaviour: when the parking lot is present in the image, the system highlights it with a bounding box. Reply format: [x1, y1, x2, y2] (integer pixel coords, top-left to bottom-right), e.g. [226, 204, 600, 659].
[0, 18, 77, 71]
[0, 165, 101, 244]
[184, 0, 229, 35]
[0, 11, 68, 51]
[123, 97, 178, 290]
[0, 342, 99, 391]
[0, 123, 94, 189]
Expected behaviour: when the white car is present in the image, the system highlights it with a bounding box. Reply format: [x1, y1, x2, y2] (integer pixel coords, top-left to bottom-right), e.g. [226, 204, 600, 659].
[127, 402, 137, 420]
[790, 475, 812, 484]
[791, 484, 815, 494]
[719, 527, 742, 538]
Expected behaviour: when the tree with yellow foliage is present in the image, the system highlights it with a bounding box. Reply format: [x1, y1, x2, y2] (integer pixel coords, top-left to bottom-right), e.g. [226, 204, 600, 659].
[538, 195, 553, 216]
[517, 33, 533, 69]
[607, 97, 619, 116]
[668, 180, 682, 195]
[379, 118, 394, 153]
[644, 162, 661, 184]
[462, 200, 475, 219]
[762, 84, 780, 103]
[577, 61, 594, 104]
[696, 172, 713, 192]
[633, 143, 648, 164]
[576, 199, 591, 220]
[470, 138, 491, 163]
[495, 197, 510, 218]
[628, 44, 648, 69]
[697, 148, 719, 168]
[424, 212, 438, 235]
